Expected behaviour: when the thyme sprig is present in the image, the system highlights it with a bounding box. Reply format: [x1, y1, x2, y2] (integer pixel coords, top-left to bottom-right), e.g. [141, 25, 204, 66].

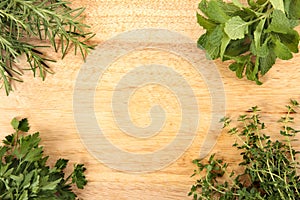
[189, 100, 300, 199]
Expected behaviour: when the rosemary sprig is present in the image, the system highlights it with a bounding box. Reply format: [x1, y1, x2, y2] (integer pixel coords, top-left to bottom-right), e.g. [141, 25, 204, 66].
[0, 0, 95, 95]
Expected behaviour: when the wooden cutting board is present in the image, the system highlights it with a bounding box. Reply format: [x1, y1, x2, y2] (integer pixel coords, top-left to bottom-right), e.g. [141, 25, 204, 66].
[0, 0, 300, 199]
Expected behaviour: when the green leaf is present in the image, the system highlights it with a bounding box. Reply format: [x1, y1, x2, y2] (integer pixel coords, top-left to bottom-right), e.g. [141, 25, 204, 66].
[270, 0, 285, 12]
[245, 60, 257, 81]
[18, 190, 28, 200]
[289, 0, 300, 18]
[21, 171, 34, 189]
[24, 147, 43, 162]
[201, 26, 223, 59]
[206, 0, 230, 23]
[229, 62, 246, 78]
[197, 33, 208, 50]
[232, 0, 244, 8]
[30, 173, 40, 194]
[72, 164, 87, 189]
[11, 118, 19, 130]
[224, 16, 249, 40]
[3, 134, 14, 146]
[259, 49, 276, 75]
[18, 118, 30, 132]
[10, 174, 24, 187]
[41, 178, 61, 191]
[284, 0, 292, 15]
[55, 159, 69, 170]
[205, 43, 220, 60]
[273, 39, 293, 60]
[0, 165, 13, 177]
[198, 0, 209, 16]
[224, 38, 250, 57]
[197, 13, 217, 32]
[220, 35, 231, 60]
[218, 1, 241, 16]
[208, 25, 224, 45]
[278, 30, 300, 53]
[0, 146, 8, 159]
[289, 19, 300, 28]
[254, 19, 266, 49]
[251, 39, 269, 57]
[267, 10, 291, 34]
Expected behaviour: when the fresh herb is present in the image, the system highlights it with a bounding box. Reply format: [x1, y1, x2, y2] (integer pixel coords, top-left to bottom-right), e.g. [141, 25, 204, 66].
[0, 0, 95, 95]
[189, 100, 300, 199]
[197, 0, 300, 84]
[0, 117, 87, 199]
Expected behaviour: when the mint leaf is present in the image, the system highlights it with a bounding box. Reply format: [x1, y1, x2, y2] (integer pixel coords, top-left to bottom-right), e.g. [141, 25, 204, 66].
[218, 1, 241, 16]
[289, 0, 300, 18]
[251, 40, 269, 57]
[284, 0, 292, 15]
[197, 13, 217, 32]
[224, 16, 249, 40]
[229, 62, 245, 78]
[225, 38, 250, 57]
[198, 0, 209, 16]
[208, 25, 224, 45]
[197, 33, 208, 50]
[220, 35, 231, 60]
[278, 30, 300, 53]
[232, 0, 244, 8]
[273, 39, 293, 60]
[205, 44, 220, 59]
[270, 0, 285, 12]
[256, 41, 269, 57]
[260, 49, 276, 75]
[196, 0, 300, 84]
[253, 19, 266, 49]
[206, 0, 230, 23]
[267, 10, 291, 34]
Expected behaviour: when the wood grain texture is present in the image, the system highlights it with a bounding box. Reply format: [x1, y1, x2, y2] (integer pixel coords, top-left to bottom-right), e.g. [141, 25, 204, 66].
[0, 0, 300, 199]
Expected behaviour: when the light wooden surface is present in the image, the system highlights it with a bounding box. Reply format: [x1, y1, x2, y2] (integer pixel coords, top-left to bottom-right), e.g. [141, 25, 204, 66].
[0, 0, 300, 199]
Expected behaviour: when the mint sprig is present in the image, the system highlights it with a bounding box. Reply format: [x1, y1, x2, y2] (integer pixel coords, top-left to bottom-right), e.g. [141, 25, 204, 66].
[197, 0, 300, 84]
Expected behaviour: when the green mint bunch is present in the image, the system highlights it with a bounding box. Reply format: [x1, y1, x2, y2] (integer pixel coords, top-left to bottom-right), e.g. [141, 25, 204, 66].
[0, 0, 95, 95]
[0, 118, 87, 200]
[189, 100, 300, 199]
[197, 0, 300, 84]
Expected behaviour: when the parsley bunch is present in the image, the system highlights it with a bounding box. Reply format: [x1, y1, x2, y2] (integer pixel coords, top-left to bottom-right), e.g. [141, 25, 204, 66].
[189, 100, 300, 199]
[197, 0, 300, 84]
[0, 0, 95, 95]
[0, 118, 87, 200]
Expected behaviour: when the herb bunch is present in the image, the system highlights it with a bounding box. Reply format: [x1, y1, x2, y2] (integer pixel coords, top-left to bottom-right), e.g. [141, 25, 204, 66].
[0, 118, 87, 199]
[197, 0, 300, 84]
[0, 0, 95, 95]
[189, 100, 300, 199]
